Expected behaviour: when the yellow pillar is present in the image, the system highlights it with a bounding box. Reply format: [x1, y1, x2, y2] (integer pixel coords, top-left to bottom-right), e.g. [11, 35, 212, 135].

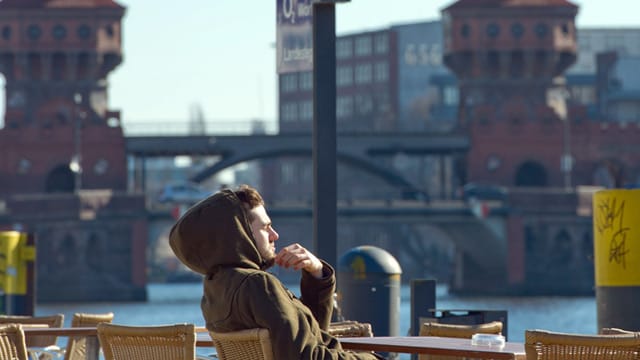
[593, 189, 640, 331]
[0, 231, 36, 315]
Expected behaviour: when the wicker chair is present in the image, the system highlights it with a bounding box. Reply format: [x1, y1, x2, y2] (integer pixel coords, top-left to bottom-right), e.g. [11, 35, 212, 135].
[63, 312, 115, 360]
[209, 328, 274, 360]
[328, 321, 374, 338]
[0, 324, 29, 360]
[97, 323, 196, 360]
[418, 321, 503, 360]
[525, 329, 640, 360]
[0, 314, 64, 348]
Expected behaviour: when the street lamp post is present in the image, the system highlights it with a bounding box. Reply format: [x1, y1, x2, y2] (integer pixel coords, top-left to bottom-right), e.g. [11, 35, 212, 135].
[71, 93, 83, 192]
[548, 85, 572, 189]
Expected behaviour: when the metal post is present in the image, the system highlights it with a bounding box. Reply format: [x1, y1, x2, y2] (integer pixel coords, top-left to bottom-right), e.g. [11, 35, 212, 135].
[562, 114, 572, 189]
[72, 93, 83, 192]
[312, 2, 337, 267]
[410, 279, 436, 336]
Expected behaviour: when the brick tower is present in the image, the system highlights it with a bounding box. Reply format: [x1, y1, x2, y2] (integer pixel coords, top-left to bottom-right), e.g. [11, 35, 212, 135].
[0, 1, 148, 303]
[442, 0, 578, 187]
[0, 0, 127, 195]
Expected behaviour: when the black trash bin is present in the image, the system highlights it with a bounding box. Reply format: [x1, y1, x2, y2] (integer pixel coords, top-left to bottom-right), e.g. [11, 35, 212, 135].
[337, 245, 402, 338]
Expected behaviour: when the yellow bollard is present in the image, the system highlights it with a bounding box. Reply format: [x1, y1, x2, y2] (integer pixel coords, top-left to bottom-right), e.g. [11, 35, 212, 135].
[0, 231, 36, 315]
[593, 189, 640, 331]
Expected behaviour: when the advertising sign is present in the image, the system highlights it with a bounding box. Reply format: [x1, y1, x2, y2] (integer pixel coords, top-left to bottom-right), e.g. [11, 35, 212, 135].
[276, 0, 314, 74]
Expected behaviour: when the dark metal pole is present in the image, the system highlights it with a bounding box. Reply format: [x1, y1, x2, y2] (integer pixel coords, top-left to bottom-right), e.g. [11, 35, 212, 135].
[312, 2, 337, 267]
[73, 93, 83, 192]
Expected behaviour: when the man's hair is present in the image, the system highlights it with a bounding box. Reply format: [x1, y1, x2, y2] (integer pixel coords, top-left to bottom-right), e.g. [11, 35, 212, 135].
[234, 184, 265, 221]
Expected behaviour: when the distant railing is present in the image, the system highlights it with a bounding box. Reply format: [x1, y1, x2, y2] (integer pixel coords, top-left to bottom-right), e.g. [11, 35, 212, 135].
[121, 119, 279, 136]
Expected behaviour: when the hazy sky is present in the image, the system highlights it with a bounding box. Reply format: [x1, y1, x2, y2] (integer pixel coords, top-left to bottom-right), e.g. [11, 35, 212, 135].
[1, 0, 638, 128]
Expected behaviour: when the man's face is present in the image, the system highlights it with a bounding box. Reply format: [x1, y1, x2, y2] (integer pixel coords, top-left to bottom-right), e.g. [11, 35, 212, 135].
[248, 205, 279, 263]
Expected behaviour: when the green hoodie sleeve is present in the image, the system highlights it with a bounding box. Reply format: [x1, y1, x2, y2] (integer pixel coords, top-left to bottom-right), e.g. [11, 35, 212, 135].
[237, 272, 380, 360]
[300, 261, 336, 331]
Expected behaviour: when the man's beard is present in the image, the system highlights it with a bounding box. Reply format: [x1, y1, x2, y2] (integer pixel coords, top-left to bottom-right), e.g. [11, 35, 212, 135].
[261, 257, 276, 270]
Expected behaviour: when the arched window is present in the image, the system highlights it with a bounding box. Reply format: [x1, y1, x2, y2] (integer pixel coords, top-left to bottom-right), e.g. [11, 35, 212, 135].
[58, 234, 78, 267]
[515, 161, 548, 186]
[552, 229, 573, 264]
[87, 233, 103, 272]
[45, 164, 75, 193]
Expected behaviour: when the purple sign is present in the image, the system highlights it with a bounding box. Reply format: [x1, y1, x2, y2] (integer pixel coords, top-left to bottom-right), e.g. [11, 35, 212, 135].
[276, 0, 313, 74]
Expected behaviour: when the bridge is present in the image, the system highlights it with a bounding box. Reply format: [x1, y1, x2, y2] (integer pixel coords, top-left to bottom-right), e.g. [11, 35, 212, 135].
[122, 122, 511, 293]
[125, 131, 469, 194]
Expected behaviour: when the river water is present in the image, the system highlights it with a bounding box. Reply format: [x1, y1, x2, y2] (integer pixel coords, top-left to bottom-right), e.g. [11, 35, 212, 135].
[36, 282, 597, 357]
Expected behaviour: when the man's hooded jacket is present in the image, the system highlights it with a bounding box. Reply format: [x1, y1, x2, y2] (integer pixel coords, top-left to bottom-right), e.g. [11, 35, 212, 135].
[169, 189, 378, 359]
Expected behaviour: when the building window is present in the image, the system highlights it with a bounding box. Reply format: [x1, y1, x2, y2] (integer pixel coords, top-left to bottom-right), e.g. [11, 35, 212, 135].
[337, 38, 353, 59]
[337, 96, 353, 119]
[511, 23, 524, 39]
[355, 63, 372, 84]
[460, 23, 471, 38]
[52, 24, 67, 40]
[281, 162, 295, 184]
[280, 73, 298, 93]
[374, 62, 388, 83]
[535, 23, 548, 39]
[105, 24, 115, 38]
[443, 86, 459, 105]
[299, 71, 312, 91]
[486, 23, 500, 38]
[569, 85, 595, 105]
[404, 43, 442, 66]
[77, 24, 91, 39]
[377, 92, 390, 112]
[2, 26, 11, 40]
[27, 24, 42, 40]
[281, 102, 298, 122]
[374, 33, 388, 54]
[337, 66, 353, 87]
[355, 35, 372, 57]
[300, 100, 313, 122]
[355, 95, 373, 115]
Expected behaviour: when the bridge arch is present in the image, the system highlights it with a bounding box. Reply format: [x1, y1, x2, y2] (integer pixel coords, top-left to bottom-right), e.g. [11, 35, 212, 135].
[190, 148, 425, 196]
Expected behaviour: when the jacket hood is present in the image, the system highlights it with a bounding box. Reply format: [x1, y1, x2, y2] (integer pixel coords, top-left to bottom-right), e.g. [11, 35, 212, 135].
[169, 189, 266, 275]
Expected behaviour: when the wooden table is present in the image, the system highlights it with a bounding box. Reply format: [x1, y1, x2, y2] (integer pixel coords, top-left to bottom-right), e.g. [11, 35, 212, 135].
[338, 336, 526, 359]
[25, 328, 526, 359]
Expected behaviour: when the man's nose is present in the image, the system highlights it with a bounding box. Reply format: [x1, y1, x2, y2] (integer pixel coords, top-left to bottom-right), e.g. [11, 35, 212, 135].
[270, 227, 279, 241]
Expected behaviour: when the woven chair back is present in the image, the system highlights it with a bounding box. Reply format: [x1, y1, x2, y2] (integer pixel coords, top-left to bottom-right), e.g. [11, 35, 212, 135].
[65, 312, 115, 360]
[0, 314, 64, 347]
[0, 324, 29, 360]
[525, 329, 640, 360]
[97, 323, 195, 360]
[209, 328, 274, 360]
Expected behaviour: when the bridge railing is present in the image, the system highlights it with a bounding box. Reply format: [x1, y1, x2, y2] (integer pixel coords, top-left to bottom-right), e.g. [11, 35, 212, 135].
[121, 119, 280, 136]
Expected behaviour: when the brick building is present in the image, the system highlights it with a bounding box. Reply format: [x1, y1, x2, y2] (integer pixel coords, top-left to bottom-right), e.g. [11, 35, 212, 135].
[0, 0, 147, 302]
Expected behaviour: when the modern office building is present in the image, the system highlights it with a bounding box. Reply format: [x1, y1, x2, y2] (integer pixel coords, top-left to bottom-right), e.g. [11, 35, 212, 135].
[269, 20, 460, 203]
